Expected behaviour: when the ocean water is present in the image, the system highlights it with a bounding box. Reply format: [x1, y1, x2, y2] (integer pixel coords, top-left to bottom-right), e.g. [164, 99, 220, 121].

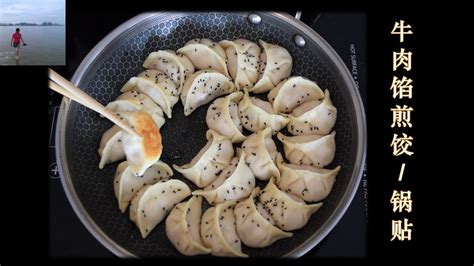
[0, 26, 65, 65]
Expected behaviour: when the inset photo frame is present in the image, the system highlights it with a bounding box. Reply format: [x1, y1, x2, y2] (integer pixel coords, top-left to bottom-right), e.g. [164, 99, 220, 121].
[0, 0, 65, 65]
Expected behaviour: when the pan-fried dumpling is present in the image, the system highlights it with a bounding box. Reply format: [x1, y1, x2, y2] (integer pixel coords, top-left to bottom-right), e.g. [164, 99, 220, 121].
[142, 50, 195, 91]
[177, 38, 229, 77]
[114, 160, 173, 213]
[200, 201, 248, 258]
[287, 89, 337, 135]
[173, 130, 234, 188]
[259, 177, 322, 231]
[234, 187, 292, 248]
[249, 40, 292, 93]
[238, 89, 289, 135]
[199, 156, 238, 193]
[166, 195, 211, 256]
[275, 154, 340, 202]
[130, 179, 191, 238]
[206, 91, 245, 143]
[277, 132, 336, 168]
[268, 76, 324, 114]
[193, 151, 255, 205]
[180, 70, 236, 116]
[121, 70, 178, 118]
[119, 111, 163, 176]
[220, 39, 261, 90]
[137, 69, 179, 97]
[241, 127, 280, 181]
[98, 125, 124, 169]
[106, 90, 165, 128]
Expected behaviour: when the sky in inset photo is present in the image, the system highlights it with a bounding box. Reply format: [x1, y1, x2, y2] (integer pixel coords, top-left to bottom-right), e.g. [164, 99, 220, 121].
[0, 0, 65, 24]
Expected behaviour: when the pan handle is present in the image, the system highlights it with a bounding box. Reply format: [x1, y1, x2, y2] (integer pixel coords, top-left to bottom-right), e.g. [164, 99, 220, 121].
[247, 12, 306, 48]
[292, 10, 306, 48]
[248, 11, 302, 24]
[294, 11, 323, 26]
[295, 11, 302, 21]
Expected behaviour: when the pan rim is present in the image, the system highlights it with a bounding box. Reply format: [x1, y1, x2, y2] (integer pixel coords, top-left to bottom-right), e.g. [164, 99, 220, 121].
[56, 11, 367, 258]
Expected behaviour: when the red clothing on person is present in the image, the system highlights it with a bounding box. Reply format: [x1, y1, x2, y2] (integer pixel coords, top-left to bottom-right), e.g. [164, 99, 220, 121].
[12, 32, 22, 44]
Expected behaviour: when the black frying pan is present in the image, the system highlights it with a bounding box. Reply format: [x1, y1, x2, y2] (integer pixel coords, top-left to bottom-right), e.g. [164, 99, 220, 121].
[56, 12, 366, 257]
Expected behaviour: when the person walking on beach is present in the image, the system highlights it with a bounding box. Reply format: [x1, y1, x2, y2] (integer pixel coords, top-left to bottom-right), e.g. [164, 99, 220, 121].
[11, 28, 26, 60]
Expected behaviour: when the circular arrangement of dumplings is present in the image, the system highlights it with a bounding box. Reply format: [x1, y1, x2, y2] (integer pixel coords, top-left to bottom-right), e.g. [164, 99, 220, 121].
[97, 38, 340, 257]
